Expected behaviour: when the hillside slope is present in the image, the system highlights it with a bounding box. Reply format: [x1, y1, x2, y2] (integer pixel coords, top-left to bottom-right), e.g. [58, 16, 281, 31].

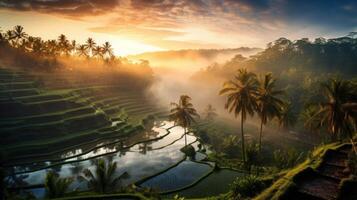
[255, 142, 357, 200]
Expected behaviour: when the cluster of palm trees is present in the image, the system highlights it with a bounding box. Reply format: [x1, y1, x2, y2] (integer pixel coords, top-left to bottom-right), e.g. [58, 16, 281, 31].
[0, 25, 114, 61]
[170, 68, 357, 164]
[219, 69, 287, 162]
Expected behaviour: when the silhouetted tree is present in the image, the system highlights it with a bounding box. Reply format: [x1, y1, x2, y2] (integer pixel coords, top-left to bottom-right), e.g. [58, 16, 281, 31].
[220, 69, 259, 162]
[170, 95, 200, 146]
[256, 73, 285, 151]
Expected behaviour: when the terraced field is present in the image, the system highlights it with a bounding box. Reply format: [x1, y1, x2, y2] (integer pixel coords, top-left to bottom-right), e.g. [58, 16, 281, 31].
[1, 67, 245, 199]
[0, 67, 168, 163]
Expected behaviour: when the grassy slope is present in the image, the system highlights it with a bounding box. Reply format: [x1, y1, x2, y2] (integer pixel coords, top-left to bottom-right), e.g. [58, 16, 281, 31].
[254, 142, 346, 200]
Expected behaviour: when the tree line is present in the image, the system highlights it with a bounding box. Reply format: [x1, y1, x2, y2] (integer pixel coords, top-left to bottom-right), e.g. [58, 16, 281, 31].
[170, 69, 357, 164]
[0, 25, 115, 62]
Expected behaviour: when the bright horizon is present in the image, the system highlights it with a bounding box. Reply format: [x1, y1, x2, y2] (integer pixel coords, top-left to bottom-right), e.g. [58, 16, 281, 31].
[1, 1, 356, 56]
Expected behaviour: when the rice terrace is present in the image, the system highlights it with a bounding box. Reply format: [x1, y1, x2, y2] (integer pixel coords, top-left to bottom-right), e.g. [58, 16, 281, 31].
[0, 1, 357, 200]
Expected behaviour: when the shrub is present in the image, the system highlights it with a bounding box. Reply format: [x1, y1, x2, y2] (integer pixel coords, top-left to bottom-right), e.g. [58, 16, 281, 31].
[45, 171, 73, 198]
[222, 135, 241, 158]
[245, 142, 261, 172]
[180, 145, 196, 158]
[230, 175, 267, 198]
[273, 149, 304, 170]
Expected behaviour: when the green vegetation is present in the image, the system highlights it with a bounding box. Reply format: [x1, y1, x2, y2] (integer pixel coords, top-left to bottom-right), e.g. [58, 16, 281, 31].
[1, 25, 357, 199]
[0, 68, 166, 161]
[254, 142, 355, 200]
[273, 149, 304, 170]
[45, 171, 73, 198]
[230, 175, 271, 199]
[220, 69, 259, 162]
[256, 73, 285, 151]
[170, 95, 200, 146]
[303, 79, 357, 153]
[79, 159, 128, 194]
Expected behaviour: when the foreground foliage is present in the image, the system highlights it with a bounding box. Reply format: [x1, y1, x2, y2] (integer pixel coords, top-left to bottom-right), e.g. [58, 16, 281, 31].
[79, 159, 128, 194]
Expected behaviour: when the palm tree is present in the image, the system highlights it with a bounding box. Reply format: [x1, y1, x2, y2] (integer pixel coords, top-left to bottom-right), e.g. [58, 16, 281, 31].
[46, 39, 59, 56]
[70, 40, 76, 54]
[57, 34, 69, 55]
[5, 30, 15, 45]
[278, 102, 296, 129]
[306, 79, 357, 153]
[45, 171, 72, 198]
[170, 95, 200, 146]
[256, 73, 285, 151]
[0, 27, 5, 44]
[77, 44, 89, 57]
[219, 69, 258, 162]
[13, 25, 27, 47]
[79, 159, 128, 193]
[203, 104, 218, 121]
[85, 37, 96, 57]
[102, 42, 114, 59]
[92, 46, 103, 59]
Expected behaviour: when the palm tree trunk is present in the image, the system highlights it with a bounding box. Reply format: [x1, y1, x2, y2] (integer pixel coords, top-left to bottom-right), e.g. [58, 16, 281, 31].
[259, 119, 263, 152]
[241, 112, 246, 163]
[184, 127, 187, 146]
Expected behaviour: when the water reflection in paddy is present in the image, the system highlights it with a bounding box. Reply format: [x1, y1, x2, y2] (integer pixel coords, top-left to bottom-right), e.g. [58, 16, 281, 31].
[13, 121, 173, 173]
[18, 122, 198, 190]
[140, 160, 212, 192]
[167, 169, 244, 198]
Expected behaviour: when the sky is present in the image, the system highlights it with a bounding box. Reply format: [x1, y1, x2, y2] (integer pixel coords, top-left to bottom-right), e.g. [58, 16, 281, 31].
[0, 0, 356, 56]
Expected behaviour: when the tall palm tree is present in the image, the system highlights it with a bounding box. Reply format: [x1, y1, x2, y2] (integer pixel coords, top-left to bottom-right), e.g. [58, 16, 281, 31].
[203, 104, 218, 121]
[45, 171, 72, 198]
[70, 40, 76, 54]
[0, 27, 5, 44]
[102, 42, 114, 59]
[306, 79, 357, 153]
[77, 44, 89, 57]
[170, 95, 200, 146]
[85, 37, 96, 57]
[220, 69, 258, 162]
[5, 30, 15, 45]
[256, 73, 285, 151]
[13, 25, 27, 47]
[79, 159, 128, 193]
[57, 34, 69, 55]
[92, 46, 104, 59]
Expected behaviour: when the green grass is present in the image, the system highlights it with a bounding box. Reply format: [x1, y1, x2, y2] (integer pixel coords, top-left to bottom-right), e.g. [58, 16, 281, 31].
[254, 142, 344, 200]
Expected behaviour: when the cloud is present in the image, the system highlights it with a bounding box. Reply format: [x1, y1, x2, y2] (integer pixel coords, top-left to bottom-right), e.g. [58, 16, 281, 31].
[0, 0, 120, 16]
[0, 0, 356, 50]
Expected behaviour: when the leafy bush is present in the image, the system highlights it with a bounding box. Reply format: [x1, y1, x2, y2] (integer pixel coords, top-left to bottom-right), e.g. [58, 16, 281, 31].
[245, 142, 261, 172]
[273, 149, 304, 169]
[196, 130, 211, 144]
[222, 135, 241, 158]
[45, 171, 73, 198]
[180, 145, 196, 158]
[230, 175, 267, 198]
